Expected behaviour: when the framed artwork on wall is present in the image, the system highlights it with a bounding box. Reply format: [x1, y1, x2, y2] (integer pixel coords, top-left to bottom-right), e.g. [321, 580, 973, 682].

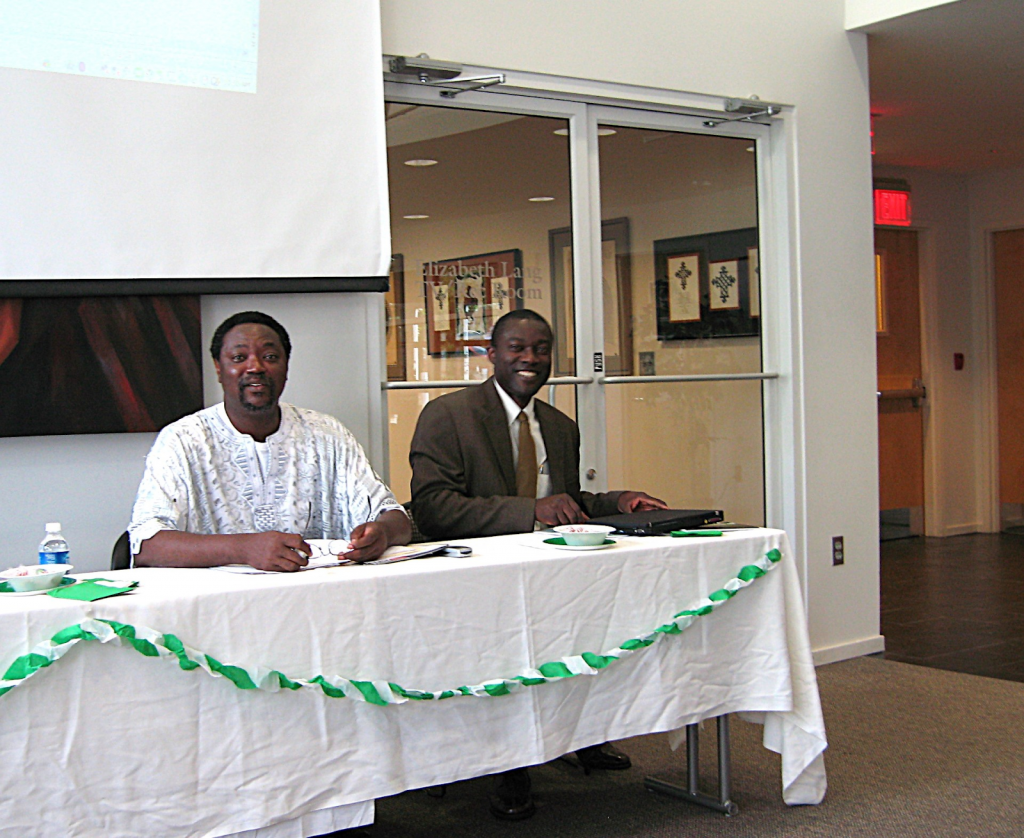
[385, 254, 407, 381]
[548, 217, 633, 376]
[655, 227, 760, 341]
[423, 249, 522, 356]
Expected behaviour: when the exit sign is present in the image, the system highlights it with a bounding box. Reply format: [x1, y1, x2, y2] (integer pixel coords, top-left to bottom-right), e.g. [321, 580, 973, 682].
[874, 188, 911, 226]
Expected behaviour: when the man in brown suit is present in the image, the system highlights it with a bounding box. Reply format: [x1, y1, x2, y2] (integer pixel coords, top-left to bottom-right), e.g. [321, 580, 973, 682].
[411, 309, 663, 538]
[409, 308, 665, 820]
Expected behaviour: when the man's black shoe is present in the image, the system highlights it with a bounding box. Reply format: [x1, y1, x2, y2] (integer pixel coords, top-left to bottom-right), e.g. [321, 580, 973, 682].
[489, 767, 536, 821]
[576, 743, 632, 773]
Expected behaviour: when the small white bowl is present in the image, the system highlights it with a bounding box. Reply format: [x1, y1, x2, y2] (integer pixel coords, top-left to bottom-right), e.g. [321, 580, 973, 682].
[553, 524, 615, 547]
[0, 564, 74, 593]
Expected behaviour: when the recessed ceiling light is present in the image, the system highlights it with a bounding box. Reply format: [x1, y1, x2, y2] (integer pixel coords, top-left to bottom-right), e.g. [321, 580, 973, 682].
[403, 214, 430, 219]
[552, 127, 617, 137]
[528, 196, 555, 202]
[404, 159, 438, 167]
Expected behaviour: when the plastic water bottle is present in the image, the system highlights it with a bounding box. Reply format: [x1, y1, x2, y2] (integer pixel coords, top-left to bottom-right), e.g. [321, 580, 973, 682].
[38, 523, 70, 565]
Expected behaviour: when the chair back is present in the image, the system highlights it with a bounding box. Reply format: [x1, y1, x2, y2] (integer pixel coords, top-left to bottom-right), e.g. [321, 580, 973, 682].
[111, 531, 131, 570]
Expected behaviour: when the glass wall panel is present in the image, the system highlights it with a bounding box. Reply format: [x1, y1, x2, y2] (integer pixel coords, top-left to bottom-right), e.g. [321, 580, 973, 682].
[598, 125, 763, 522]
[386, 386, 458, 505]
[605, 380, 765, 525]
[597, 126, 760, 375]
[384, 103, 574, 497]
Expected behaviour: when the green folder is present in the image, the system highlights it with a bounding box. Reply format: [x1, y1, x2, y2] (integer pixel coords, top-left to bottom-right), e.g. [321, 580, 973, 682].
[47, 578, 139, 601]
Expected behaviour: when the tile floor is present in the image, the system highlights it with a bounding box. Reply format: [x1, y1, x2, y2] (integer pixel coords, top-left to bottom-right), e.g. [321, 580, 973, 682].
[881, 533, 1024, 682]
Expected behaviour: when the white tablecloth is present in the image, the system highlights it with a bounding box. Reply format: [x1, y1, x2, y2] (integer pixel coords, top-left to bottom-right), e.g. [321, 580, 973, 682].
[0, 529, 826, 838]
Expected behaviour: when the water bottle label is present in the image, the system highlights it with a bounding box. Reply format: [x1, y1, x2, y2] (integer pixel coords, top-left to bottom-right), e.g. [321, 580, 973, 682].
[39, 551, 70, 565]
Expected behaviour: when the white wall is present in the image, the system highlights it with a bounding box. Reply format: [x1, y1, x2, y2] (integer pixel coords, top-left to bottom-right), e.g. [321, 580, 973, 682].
[0, 432, 156, 572]
[873, 165, 979, 536]
[845, 0, 962, 30]
[381, 0, 881, 659]
[0, 293, 383, 573]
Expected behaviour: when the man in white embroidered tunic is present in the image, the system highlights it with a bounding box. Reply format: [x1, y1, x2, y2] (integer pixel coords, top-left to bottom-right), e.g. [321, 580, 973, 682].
[129, 311, 411, 570]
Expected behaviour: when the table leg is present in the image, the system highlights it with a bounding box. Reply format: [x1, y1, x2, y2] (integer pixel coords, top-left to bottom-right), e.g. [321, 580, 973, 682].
[644, 715, 739, 816]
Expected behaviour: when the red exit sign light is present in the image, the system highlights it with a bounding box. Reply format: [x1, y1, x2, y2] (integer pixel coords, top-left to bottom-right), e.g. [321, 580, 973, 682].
[874, 189, 912, 226]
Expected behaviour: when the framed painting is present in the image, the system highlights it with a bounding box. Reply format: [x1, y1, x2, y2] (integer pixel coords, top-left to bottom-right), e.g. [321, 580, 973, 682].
[655, 227, 760, 341]
[548, 217, 633, 376]
[423, 249, 522, 356]
[0, 295, 202, 437]
[385, 254, 407, 380]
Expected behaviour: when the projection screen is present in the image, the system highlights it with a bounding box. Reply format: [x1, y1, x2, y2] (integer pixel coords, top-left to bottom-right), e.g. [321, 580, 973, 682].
[0, 0, 390, 292]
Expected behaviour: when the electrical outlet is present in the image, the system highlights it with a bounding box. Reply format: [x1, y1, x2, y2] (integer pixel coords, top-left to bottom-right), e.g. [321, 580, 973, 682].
[832, 536, 844, 566]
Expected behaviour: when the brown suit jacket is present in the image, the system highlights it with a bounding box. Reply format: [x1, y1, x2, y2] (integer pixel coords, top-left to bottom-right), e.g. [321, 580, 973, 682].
[409, 378, 622, 539]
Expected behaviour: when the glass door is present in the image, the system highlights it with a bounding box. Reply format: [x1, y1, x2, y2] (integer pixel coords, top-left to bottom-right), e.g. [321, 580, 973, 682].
[381, 83, 778, 526]
[382, 92, 587, 502]
[583, 105, 773, 525]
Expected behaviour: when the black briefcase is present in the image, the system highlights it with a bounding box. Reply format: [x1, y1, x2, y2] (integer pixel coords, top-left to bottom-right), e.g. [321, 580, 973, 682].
[589, 508, 724, 536]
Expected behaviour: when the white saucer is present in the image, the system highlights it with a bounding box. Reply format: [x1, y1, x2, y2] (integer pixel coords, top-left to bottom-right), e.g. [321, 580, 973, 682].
[542, 538, 618, 551]
[0, 577, 77, 596]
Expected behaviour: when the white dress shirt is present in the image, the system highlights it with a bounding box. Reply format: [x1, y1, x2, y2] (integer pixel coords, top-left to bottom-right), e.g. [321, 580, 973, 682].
[493, 381, 552, 500]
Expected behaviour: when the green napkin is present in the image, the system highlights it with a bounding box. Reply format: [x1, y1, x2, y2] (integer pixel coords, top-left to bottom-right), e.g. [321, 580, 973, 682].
[670, 530, 724, 537]
[47, 578, 139, 601]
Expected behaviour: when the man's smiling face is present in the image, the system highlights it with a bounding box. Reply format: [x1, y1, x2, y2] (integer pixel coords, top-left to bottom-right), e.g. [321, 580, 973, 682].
[214, 323, 289, 418]
[487, 318, 552, 408]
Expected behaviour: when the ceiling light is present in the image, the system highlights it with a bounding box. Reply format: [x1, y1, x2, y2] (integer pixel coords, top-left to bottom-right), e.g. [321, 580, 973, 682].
[528, 196, 555, 202]
[552, 127, 617, 137]
[404, 158, 438, 167]
[403, 214, 429, 219]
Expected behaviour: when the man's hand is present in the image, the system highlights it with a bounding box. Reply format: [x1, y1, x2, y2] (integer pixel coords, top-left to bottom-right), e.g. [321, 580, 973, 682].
[239, 531, 311, 572]
[134, 529, 311, 570]
[535, 493, 589, 526]
[343, 521, 391, 563]
[342, 509, 412, 564]
[617, 491, 669, 514]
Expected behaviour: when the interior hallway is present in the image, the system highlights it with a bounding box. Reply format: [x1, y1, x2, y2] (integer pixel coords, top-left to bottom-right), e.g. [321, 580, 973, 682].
[881, 533, 1024, 681]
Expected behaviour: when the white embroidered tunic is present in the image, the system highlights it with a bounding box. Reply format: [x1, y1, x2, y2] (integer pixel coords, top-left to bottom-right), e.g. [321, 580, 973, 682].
[128, 403, 403, 555]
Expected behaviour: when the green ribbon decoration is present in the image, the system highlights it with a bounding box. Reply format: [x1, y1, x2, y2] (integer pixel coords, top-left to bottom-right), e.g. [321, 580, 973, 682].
[0, 548, 781, 704]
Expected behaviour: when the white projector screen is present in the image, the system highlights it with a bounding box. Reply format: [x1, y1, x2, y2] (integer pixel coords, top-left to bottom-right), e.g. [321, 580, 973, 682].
[0, 0, 260, 93]
[0, 0, 390, 287]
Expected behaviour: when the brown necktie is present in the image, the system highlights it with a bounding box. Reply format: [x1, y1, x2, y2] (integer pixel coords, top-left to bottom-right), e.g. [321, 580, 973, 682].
[515, 411, 537, 498]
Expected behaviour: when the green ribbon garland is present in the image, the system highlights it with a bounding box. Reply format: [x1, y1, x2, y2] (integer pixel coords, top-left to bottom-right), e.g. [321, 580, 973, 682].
[0, 548, 781, 705]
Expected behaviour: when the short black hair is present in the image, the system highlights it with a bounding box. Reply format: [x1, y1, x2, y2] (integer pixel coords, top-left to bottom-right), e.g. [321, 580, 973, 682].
[491, 309, 552, 346]
[210, 311, 292, 361]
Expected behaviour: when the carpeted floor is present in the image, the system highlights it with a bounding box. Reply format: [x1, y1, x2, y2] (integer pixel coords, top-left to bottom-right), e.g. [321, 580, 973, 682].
[350, 656, 1024, 837]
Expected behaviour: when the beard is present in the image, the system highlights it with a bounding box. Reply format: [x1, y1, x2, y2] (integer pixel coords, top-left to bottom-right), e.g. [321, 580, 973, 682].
[238, 377, 278, 412]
